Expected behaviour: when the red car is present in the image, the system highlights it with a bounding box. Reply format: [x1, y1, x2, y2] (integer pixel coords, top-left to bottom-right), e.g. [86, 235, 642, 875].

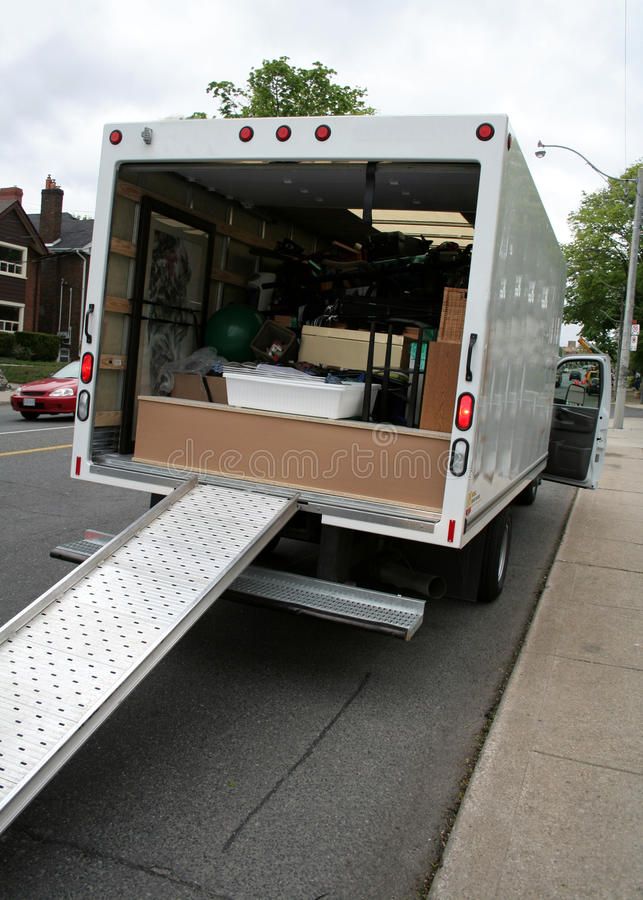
[10, 361, 79, 420]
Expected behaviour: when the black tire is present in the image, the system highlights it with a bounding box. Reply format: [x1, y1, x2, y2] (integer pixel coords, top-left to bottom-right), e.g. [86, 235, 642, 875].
[20, 411, 40, 421]
[515, 478, 539, 506]
[477, 509, 512, 603]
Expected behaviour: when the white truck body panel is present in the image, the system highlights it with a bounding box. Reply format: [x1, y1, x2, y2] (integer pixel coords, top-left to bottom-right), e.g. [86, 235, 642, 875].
[72, 114, 590, 551]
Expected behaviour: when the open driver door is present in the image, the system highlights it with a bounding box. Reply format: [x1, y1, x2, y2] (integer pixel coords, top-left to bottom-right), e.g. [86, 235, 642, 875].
[543, 354, 611, 489]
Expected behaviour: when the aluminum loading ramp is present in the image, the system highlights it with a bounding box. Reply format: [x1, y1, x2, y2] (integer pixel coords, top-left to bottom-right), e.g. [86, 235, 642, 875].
[0, 479, 297, 835]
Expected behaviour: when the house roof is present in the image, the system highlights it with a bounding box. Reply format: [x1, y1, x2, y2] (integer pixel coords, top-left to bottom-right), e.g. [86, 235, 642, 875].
[29, 212, 93, 252]
[0, 202, 48, 255]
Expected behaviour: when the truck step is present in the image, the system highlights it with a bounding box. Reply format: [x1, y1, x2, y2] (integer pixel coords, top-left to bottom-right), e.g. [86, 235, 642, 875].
[53, 540, 426, 641]
[228, 566, 425, 640]
[0, 479, 297, 835]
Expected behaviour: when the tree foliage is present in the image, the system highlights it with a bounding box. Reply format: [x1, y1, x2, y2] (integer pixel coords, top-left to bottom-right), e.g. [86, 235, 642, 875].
[563, 163, 642, 369]
[194, 57, 375, 119]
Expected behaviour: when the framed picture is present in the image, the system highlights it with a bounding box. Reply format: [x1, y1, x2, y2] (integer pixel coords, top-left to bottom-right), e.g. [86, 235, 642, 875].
[121, 198, 215, 451]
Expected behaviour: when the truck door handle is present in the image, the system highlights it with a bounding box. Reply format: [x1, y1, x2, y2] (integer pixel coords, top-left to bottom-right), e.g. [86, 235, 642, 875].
[466, 333, 478, 382]
[84, 303, 95, 344]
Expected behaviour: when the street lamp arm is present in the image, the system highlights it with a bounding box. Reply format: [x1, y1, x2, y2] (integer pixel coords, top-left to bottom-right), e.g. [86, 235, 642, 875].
[536, 141, 636, 183]
[536, 138, 642, 429]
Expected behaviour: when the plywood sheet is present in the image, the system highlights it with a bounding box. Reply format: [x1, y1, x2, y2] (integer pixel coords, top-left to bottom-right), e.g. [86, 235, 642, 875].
[134, 397, 447, 511]
[419, 341, 461, 432]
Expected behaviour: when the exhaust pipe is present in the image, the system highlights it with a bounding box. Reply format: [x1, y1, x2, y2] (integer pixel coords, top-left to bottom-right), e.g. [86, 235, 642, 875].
[377, 560, 447, 600]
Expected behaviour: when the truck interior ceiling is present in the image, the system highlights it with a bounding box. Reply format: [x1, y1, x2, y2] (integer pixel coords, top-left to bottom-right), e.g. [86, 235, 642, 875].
[93, 160, 480, 474]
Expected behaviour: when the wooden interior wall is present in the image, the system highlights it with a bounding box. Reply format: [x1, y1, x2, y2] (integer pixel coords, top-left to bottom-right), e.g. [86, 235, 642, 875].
[93, 170, 320, 428]
[134, 396, 449, 511]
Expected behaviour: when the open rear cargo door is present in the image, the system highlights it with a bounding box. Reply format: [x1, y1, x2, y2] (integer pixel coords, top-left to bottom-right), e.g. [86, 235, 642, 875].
[543, 354, 611, 489]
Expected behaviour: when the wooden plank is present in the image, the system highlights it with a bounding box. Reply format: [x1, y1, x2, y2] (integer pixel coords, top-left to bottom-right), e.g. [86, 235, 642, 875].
[211, 267, 247, 288]
[110, 237, 136, 259]
[218, 222, 275, 251]
[116, 181, 143, 202]
[115, 179, 277, 252]
[105, 296, 132, 314]
[94, 411, 122, 427]
[99, 354, 127, 370]
[133, 397, 447, 511]
[419, 341, 461, 432]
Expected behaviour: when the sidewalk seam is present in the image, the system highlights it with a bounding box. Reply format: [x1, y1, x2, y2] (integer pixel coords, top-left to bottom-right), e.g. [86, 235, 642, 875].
[557, 559, 643, 575]
[536, 653, 643, 673]
[530, 749, 643, 778]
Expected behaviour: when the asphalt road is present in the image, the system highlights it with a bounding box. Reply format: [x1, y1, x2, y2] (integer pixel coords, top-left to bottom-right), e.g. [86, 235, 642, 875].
[0, 404, 578, 898]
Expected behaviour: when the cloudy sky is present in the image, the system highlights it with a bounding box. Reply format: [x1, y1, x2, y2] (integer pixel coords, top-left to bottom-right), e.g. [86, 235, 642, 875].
[3, 0, 640, 249]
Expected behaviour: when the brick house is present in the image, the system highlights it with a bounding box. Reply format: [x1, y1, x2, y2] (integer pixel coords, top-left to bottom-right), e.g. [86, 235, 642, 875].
[29, 177, 93, 360]
[0, 187, 48, 334]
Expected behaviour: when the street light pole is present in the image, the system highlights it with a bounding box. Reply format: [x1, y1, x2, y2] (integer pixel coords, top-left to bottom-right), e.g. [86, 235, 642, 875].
[613, 166, 642, 427]
[535, 142, 642, 429]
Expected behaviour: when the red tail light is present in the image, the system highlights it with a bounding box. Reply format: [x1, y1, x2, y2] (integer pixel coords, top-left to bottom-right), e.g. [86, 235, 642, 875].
[239, 126, 254, 142]
[315, 124, 331, 142]
[109, 129, 123, 145]
[476, 123, 495, 141]
[456, 393, 474, 430]
[81, 352, 94, 383]
[276, 125, 292, 142]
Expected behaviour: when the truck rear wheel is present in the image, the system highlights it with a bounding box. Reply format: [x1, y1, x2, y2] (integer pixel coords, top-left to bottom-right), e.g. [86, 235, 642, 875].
[516, 478, 539, 506]
[477, 509, 512, 603]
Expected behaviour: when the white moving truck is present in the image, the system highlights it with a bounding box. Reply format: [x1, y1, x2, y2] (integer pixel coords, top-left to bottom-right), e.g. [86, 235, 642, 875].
[0, 115, 610, 832]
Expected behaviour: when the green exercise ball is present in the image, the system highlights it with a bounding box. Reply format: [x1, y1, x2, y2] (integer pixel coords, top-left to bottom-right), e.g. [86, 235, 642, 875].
[205, 304, 263, 362]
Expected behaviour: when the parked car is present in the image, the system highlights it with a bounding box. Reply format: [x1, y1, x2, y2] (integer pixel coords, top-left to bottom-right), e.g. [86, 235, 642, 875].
[10, 361, 79, 420]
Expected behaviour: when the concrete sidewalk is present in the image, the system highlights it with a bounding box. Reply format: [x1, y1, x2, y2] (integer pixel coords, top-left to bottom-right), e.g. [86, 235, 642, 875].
[430, 411, 643, 899]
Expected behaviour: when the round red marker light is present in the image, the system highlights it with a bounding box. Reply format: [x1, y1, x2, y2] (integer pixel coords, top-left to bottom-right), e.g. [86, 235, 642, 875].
[276, 125, 292, 142]
[456, 392, 475, 430]
[239, 126, 254, 143]
[476, 123, 495, 142]
[315, 124, 331, 142]
[80, 352, 94, 384]
[109, 129, 123, 145]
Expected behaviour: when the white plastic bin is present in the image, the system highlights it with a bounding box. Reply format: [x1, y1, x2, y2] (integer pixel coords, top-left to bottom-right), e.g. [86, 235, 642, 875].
[223, 373, 379, 419]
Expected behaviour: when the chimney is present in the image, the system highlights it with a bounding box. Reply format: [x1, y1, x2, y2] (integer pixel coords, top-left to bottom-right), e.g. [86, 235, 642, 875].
[40, 174, 64, 244]
[0, 186, 24, 205]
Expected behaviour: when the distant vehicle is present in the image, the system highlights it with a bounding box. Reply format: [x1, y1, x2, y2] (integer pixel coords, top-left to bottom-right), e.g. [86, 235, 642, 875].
[10, 360, 79, 420]
[587, 372, 600, 395]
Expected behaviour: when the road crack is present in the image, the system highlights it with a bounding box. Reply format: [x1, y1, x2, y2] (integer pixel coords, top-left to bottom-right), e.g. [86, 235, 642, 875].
[15, 827, 232, 899]
[223, 671, 372, 851]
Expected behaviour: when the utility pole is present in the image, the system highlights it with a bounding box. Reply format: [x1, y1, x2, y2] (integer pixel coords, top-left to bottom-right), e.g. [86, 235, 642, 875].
[613, 166, 642, 427]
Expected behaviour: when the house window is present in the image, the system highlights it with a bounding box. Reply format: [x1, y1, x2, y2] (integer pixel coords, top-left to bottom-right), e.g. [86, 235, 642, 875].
[0, 302, 24, 332]
[0, 241, 27, 278]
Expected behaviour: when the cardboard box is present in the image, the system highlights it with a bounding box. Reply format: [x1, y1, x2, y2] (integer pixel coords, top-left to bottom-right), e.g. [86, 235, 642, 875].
[438, 288, 467, 343]
[419, 341, 461, 432]
[299, 325, 410, 370]
[170, 373, 228, 404]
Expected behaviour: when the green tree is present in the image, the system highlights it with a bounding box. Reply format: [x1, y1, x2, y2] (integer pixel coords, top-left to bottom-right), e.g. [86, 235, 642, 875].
[192, 57, 375, 119]
[563, 162, 642, 370]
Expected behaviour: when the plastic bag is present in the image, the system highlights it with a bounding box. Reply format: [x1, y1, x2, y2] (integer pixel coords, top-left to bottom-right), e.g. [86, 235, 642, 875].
[157, 347, 227, 396]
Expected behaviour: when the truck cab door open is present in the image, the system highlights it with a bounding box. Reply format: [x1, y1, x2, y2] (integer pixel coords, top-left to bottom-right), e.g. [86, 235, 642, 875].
[543, 355, 611, 488]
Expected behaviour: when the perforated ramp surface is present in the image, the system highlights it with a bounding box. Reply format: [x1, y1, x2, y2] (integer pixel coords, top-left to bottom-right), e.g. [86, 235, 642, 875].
[0, 480, 296, 834]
